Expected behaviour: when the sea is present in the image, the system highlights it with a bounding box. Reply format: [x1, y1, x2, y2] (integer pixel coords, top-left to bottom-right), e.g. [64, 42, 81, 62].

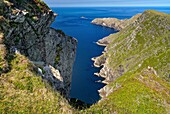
[51, 7, 170, 104]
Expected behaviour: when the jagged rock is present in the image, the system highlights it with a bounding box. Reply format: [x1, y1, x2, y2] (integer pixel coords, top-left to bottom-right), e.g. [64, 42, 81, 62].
[98, 85, 113, 99]
[13, 12, 26, 23]
[43, 65, 64, 90]
[92, 55, 106, 68]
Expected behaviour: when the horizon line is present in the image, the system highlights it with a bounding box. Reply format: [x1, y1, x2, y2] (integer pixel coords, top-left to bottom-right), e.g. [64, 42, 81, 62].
[49, 5, 170, 8]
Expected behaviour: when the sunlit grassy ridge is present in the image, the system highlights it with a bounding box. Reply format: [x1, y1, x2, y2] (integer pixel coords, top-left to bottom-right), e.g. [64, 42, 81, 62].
[85, 69, 170, 114]
[105, 10, 170, 80]
[83, 10, 170, 114]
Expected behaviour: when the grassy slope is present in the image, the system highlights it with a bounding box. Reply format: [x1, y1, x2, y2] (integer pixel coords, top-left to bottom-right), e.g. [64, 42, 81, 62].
[86, 69, 170, 114]
[84, 10, 170, 114]
[106, 10, 170, 80]
[0, 53, 73, 113]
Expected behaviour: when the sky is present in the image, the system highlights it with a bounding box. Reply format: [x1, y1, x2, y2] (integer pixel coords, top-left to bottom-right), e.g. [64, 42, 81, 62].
[43, 0, 170, 7]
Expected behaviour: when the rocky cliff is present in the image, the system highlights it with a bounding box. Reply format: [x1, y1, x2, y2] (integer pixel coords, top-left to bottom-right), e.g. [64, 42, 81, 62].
[0, 0, 77, 97]
[91, 13, 141, 31]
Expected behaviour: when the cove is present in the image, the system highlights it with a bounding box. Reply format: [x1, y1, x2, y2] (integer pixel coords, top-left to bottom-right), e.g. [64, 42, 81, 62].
[51, 7, 116, 104]
[50, 7, 170, 104]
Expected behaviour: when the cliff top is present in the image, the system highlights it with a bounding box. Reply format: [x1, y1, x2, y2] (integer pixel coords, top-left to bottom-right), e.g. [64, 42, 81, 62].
[0, 0, 53, 19]
[145, 10, 170, 16]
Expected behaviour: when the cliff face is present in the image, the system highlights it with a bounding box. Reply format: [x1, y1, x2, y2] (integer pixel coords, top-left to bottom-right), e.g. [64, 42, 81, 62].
[0, 0, 77, 97]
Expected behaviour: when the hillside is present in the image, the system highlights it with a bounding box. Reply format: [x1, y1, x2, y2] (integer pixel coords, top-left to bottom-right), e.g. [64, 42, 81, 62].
[0, 53, 74, 113]
[90, 10, 170, 113]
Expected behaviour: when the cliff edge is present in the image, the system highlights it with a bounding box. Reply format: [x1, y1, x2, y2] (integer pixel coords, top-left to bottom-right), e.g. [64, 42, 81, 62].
[0, 0, 77, 100]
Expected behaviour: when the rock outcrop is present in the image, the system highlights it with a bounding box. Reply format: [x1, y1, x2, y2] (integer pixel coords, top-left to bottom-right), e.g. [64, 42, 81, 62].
[91, 14, 141, 30]
[0, 0, 77, 97]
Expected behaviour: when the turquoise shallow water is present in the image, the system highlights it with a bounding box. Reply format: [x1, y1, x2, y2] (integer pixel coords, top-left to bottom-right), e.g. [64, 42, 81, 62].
[51, 7, 170, 104]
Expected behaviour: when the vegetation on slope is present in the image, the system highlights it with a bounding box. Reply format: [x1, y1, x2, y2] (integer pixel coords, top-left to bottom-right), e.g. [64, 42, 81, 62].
[91, 13, 141, 30]
[0, 53, 74, 113]
[105, 10, 169, 80]
[85, 69, 170, 114]
[84, 10, 170, 114]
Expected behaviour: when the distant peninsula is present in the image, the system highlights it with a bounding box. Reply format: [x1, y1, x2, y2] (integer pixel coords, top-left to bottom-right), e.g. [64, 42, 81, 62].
[91, 13, 141, 30]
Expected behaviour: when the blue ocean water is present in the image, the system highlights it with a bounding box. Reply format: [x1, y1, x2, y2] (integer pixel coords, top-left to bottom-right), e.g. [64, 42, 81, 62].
[51, 7, 170, 104]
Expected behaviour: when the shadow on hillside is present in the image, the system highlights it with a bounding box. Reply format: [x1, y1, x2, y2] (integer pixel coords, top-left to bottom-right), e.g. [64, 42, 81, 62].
[69, 98, 92, 110]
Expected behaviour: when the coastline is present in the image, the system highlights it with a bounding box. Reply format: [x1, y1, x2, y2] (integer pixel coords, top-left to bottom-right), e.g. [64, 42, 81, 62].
[92, 34, 114, 98]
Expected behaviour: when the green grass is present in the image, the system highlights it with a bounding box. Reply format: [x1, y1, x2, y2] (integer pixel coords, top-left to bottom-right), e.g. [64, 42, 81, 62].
[102, 10, 170, 80]
[84, 69, 170, 114]
[0, 54, 73, 113]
